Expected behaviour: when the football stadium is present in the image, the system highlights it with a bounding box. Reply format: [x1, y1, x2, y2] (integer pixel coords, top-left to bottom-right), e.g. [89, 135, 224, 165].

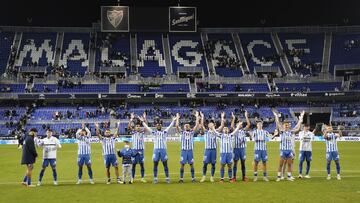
[0, 0, 360, 202]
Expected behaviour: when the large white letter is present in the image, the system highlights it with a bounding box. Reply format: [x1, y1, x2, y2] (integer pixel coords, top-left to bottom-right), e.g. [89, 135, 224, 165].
[172, 40, 202, 67]
[59, 40, 89, 67]
[285, 39, 310, 63]
[247, 40, 274, 66]
[137, 40, 165, 67]
[15, 39, 54, 66]
[211, 42, 237, 66]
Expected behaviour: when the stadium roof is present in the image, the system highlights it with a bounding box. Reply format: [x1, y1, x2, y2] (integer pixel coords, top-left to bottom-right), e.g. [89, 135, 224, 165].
[0, 0, 359, 28]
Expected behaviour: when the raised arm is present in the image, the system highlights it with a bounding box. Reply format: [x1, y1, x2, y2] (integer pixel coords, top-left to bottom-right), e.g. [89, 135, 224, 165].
[230, 120, 243, 136]
[322, 125, 329, 138]
[128, 113, 135, 132]
[75, 128, 82, 138]
[165, 115, 178, 132]
[139, 116, 152, 133]
[209, 123, 221, 137]
[175, 113, 181, 133]
[230, 112, 236, 130]
[292, 110, 305, 134]
[95, 123, 102, 139]
[216, 112, 225, 131]
[200, 112, 206, 132]
[85, 126, 91, 137]
[244, 111, 251, 130]
[114, 121, 120, 138]
[192, 111, 200, 131]
[272, 109, 284, 131]
[336, 125, 343, 137]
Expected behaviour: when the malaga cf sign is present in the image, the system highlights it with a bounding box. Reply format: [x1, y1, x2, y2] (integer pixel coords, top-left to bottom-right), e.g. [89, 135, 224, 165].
[101, 6, 129, 32]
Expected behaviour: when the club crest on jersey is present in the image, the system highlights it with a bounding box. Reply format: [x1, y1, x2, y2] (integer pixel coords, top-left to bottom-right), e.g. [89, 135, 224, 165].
[107, 9, 124, 28]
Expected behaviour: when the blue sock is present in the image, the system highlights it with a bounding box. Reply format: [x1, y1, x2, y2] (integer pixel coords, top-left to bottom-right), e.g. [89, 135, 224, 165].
[39, 169, 45, 182]
[190, 166, 195, 179]
[233, 164, 237, 178]
[140, 163, 145, 178]
[180, 167, 184, 179]
[305, 161, 311, 175]
[202, 164, 207, 176]
[241, 160, 246, 178]
[132, 164, 136, 179]
[23, 175, 28, 183]
[52, 168, 57, 181]
[78, 167, 83, 179]
[228, 168, 233, 179]
[163, 161, 169, 178]
[87, 166, 93, 179]
[299, 160, 304, 174]
[153, 162, 159, 178]
[327, 162, 331, 175]
[263, 172, 267, 177]
[220, 167, 225, 179]
[335, 161, 340, 174]
[27, 177, 31, 185]
[211, 163, 216, 177]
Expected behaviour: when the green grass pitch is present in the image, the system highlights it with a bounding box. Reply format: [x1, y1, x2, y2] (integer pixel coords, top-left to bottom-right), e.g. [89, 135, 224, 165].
[0, 142, 359, 203]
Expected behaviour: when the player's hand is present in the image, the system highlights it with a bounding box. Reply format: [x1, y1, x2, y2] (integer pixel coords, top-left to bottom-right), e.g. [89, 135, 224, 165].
[300, 110, 305, 118]
[221, 112, 225, 119]
[95, 123, 99, 128]
[231, 112, 235, 120]
[200, 112, 204, 119]
[245, 110, 249, 118]
[82, 122, 85, 129]
[117, 121, 121, 126]
[143, 112, 147, 119]
[138, 116, 144, 122]
[194, 111, 199, 118]
[272, 110, 278, 116]
[130, 113, 135, 120]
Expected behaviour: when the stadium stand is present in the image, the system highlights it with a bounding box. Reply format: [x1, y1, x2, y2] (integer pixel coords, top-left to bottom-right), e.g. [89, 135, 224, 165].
[169, 33, 208, 75]
[330, 34, 360, 75]
[136, 33, 166, 77]
[239, 33, 284, 74]
[0, 32, 14, 74]
[15, 32, 57, 68]
[59, 33, 90, 76]
[205, 33, 243, 77]
[278, 33, 324, 76]
[95, 33, 130, 74]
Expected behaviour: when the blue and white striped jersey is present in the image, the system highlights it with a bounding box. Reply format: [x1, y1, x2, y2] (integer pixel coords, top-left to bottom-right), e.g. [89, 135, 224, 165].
[204, 130, 217, 149]
[279, 131, 294, 151]
[152, 130, 169, 149]
[131, 131, 145, 150]
[253, 129, 269, 151]
[325, 132, 339, 152]
[234, 129, 247, 149]
[76, 128, 91, 155]
[101, 136, 116, 155]
[219, 134, 233, 153]
[180, 130, 194, 150]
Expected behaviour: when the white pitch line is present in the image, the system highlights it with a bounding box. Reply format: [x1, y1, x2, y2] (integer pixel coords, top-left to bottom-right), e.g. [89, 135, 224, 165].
[1, 172, 360, 185]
